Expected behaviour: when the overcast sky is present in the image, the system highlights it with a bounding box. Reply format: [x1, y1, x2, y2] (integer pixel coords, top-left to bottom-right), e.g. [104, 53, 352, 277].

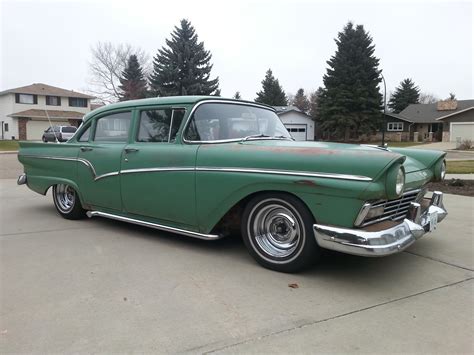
[1, 0, 472, 101]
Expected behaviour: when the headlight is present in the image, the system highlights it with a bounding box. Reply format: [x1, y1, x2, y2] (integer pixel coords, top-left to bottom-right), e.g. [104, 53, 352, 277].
[395, 167, 405, 195]
[440, 160, 446, 180]
[433, 159, 446, 181]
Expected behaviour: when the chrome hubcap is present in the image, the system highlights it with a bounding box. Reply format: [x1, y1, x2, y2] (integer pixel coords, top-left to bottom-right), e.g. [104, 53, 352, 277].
[55, 184, 75, 212]
[252, 203, 301, 258]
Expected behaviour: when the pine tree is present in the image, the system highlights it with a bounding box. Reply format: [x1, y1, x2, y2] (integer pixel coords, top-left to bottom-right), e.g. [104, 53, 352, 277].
[318, 22, 382, 140]
[292, 88, 310, 113]
[388, 78, 420, 113]
[118, 54, 148, 101]
[233, 91, 242, 100]
[149, 19, 219, 96]
[255, 69, 287, 106]
[308, 87, 324, 120]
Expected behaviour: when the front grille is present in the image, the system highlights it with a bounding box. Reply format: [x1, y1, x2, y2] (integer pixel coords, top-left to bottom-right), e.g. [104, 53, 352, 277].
[361, 189, 422, 227]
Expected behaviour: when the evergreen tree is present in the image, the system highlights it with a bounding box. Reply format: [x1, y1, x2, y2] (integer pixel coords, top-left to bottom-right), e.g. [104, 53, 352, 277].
[149, 19, 219, 96]
[233, 91, 242, 100]
[308, 87, 324, 120]
[292, 88, 310, 113]
[388, 78, 420, 113]
[318, 22, 382, 140]
[118, 54, 148, 101]
[255, 69, 287, 106]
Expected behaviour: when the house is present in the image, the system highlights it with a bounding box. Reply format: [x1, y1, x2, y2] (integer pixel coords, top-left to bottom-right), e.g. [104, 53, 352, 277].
[0, 83, 94, 140]
[273, 106, 315, 141]
[382, 99, 474, 142]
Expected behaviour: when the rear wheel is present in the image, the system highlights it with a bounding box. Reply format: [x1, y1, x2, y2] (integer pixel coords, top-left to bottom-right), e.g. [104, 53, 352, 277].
[52, 184, 86, 219]
[241, 193, 321, 273]
[42, 136, 47, 143]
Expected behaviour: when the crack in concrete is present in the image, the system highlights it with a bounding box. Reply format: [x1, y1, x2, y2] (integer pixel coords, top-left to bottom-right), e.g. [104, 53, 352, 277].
[404, 250, 474, 272]
[0, 225, 96, 239]
[203, 277, 474, 354]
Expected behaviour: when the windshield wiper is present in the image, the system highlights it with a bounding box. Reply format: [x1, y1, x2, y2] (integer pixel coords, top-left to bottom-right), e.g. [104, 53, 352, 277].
[240, 134, 271, 142]
[240, 134, 294, 143]
[272, 135, 294, 141]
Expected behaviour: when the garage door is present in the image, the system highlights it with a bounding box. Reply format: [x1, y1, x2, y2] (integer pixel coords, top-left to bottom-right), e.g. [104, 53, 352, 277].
[26, 120, 69, 140]
[450, 123, 474, 142]
[285, 124, 307, 141]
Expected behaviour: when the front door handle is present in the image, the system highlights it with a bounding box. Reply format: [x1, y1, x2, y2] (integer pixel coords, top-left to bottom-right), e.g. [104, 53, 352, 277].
[124, 148, 140, 153]
[80, 146, 93, 152]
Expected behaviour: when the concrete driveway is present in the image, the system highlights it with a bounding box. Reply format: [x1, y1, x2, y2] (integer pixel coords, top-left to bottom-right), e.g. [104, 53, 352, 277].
[1, 177, 473, 354]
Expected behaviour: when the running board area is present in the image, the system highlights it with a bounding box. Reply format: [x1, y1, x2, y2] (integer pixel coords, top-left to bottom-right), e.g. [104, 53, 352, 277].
[86, 211, 222, 241]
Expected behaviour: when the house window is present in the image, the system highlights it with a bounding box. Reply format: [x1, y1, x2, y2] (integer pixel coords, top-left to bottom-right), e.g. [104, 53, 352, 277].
[15, 93, 37, 104]
[4, 123, 8, 132]
[387, 122, 404, 131]
[69, 97, 88, 107]
[46, 96, 61, 106]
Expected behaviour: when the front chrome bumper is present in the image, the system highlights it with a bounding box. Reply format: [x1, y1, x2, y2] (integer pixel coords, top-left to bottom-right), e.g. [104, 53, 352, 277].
[314, 191, 447, 257]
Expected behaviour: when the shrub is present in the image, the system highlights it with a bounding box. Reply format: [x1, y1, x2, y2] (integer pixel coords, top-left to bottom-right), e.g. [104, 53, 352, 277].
[459, 139, 473, 150]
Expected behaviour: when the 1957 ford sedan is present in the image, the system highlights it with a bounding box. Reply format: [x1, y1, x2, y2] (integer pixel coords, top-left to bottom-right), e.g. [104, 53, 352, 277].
[17, 96, 448, 272]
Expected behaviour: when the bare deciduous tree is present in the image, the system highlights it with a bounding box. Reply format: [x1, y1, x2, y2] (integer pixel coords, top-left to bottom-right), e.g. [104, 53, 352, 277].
[418, 92, 439, 104]
[88, 42, 150, 103]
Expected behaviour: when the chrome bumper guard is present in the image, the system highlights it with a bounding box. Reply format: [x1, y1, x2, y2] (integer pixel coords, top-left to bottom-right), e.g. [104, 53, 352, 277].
[17, 173, 27, 185]
[313, 191, 447, 257]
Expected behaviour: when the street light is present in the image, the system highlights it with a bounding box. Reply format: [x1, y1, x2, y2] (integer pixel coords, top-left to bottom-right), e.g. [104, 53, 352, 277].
[380, 72, 387, 147]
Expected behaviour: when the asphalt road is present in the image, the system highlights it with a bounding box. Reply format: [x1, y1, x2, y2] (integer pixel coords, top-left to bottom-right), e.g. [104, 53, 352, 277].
[1, 174, 473, 353]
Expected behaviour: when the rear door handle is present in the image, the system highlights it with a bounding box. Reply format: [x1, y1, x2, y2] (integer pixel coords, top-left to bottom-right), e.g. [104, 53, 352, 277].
[124, 148, 140, 153]
[80, 147, 93, 152]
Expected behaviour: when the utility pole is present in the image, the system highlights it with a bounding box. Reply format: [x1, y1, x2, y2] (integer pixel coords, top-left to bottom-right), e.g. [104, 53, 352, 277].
[380, 73, 387, 147]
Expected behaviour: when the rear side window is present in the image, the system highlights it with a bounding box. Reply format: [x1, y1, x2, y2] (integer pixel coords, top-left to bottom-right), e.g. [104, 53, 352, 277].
[94, 111, 131, 142]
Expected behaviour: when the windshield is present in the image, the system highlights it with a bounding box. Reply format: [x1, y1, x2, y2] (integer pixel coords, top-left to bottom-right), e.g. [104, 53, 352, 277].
[184, 103, 291, 142]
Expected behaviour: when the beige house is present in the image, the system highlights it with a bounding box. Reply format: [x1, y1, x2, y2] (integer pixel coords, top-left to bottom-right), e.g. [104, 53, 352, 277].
[0, 83, 94, 140]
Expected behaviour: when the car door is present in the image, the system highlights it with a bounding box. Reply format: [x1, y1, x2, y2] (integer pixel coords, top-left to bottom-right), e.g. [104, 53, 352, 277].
[120, 107, 198, 228]
[77, 110, 132, 210]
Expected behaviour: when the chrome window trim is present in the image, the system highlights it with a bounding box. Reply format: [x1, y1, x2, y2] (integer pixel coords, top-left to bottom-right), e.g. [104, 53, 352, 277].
[20, 155, 372, 182]
[181, 100, 278, 144]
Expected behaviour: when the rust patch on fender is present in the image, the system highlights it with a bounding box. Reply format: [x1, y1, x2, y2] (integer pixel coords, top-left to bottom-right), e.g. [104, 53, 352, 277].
[295, 180, 317, 187]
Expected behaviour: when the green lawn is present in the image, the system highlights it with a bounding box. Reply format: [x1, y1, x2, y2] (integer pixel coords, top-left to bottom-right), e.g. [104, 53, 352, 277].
[0, 140, 19, 151]
[446, 160, 474, 174]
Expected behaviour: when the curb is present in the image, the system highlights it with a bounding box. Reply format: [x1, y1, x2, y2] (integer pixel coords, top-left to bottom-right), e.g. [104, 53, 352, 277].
[0, 151, 18, 155]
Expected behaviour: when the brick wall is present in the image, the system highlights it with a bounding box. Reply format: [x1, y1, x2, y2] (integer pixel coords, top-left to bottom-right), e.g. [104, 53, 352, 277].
[18, 117, 29, 140]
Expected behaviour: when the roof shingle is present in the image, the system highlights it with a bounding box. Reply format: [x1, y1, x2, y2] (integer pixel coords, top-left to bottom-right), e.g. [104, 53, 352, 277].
[8, 109, 85, 119]
[0, 83, 94, 99]
[399, 99, 474, 123]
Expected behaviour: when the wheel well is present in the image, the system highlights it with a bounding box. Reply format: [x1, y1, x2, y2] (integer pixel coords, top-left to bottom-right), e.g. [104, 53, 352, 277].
[210, 190, 312, 235]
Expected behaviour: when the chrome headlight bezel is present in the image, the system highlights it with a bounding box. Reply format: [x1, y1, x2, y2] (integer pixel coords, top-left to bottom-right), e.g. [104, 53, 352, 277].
[440, 160, 446, 180]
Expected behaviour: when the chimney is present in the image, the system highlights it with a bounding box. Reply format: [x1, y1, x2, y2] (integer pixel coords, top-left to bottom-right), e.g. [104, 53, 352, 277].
[437, 99, 458, 111]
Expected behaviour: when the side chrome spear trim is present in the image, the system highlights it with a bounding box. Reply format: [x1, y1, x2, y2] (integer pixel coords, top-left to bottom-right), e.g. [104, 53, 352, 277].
[21, 155, 373, 182]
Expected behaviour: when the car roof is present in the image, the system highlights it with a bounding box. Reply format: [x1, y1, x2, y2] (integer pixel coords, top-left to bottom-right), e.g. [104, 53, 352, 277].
[83, 96, 275, 122]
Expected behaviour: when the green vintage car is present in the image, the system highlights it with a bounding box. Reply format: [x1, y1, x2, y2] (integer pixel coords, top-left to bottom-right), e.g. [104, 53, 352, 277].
[17, 96, 448, 272]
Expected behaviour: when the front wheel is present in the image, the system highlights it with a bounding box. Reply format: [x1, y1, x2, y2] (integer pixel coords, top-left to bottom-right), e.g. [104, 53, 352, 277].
[52, 184, 86, 219]
[42, 136, 47, 143]
[241, 193, 321, 273]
